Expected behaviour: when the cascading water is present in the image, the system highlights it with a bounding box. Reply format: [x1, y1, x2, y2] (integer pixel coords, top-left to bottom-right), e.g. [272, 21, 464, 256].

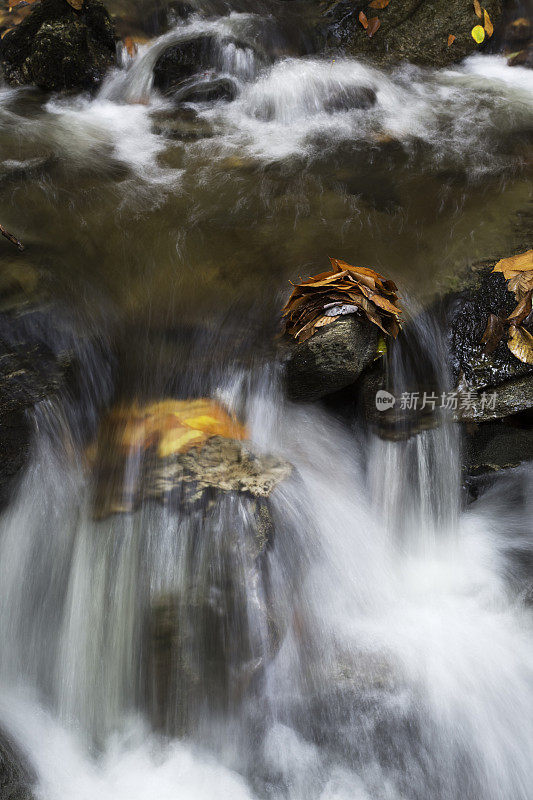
[0, 1, 532, 798]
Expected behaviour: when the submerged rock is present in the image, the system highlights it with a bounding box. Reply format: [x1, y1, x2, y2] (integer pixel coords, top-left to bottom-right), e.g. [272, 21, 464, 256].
[0, 0, 116, 92]
[318, 0, 503, 68]
[283, 314, 380, 402]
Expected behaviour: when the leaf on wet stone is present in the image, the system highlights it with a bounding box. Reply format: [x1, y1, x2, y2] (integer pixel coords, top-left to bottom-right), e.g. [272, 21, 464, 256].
[368, 0, 390, 9]
[367, 17, 381, 38]
[483, 9, 493, 37]
[447, 34, 456, 46]
[507, 325, 533, 364]
[359, 11, 368, 29]
[506, 290, 533, 326]
[471, 25, 486, 43]
[481, 313, 505, 354]
[281, 257, 402, 343]
[473, 0, 483, 19]
[493, 250, 533, 280]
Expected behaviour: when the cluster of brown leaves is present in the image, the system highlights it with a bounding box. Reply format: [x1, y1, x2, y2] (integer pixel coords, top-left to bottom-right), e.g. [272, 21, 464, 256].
[281, 257, 402, 344]
[481, 250, 533, 365]
[358, 0, 390, 39]
[87, 399, 248, 464]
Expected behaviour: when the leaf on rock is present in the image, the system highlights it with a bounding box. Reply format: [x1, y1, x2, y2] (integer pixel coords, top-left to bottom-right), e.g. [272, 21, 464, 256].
[508, 325, 533, 364]
[506, 290, 532, 326]
[359, 11, 368, 29]
[480, 313, 505, 354]
[447, 34, 456, 46]
[367, 16, 381, 37]
[471, 25, 486, 43]
[281, 257, 402, 343]
[369, 0, 390, 9]
[65, 0, 83, 9]
[483, 8, 493, 37]
[493, 249, 533, 279]
[473, 0, 483, 19]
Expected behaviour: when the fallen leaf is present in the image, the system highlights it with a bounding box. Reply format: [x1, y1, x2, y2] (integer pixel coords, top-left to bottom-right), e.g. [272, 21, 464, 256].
[507, 325, 533, 364]
[483, 8, 493, 37]
[481, 313, 505, 354]
[493, 250, 533, 279]
[471, 24, 486, 43]
[367, 16, 380, 37]
[507, 270, 533, 300]
[359, 11, 368, 29]
[447, 34, 456, 46]
[369, 0, 390, 8]
[124, 36, 138, 58]
[65, 0, 83, 9]
[473, 0, 483, 19]
[506, 290, 532, 326]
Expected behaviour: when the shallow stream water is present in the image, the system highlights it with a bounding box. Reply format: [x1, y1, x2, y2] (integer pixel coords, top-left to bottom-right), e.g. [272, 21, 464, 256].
[0, 2, 533, 799]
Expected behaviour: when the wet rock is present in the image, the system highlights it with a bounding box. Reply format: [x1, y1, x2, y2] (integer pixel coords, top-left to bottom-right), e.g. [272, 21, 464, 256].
[441, 259, 533, 422]
[170, 75, 238, 104]
[151, 107, 216, 140]
[463, 410, 533, 476]
[283, 314, 380, 403]
[153, 34, 251, 95]
[0, 729, 35, 800]
[0, 0, 116, 92]
[318, 0, 503, 68]
[323, 84, 376, 113]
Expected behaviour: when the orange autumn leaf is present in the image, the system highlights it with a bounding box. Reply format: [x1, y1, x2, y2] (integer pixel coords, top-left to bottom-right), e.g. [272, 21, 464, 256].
[368, 0, 390, 8]
[447, 34, 456, 46]
[359, 10, 368, 29]
[367, 16, 381, 37]
[473, 0, 483, 19]
[492, 250, 533, 280]
[483, 8, 493, 37]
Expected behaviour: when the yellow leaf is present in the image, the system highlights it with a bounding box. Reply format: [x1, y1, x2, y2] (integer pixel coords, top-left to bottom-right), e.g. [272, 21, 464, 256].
[158, 428, 206, 458]
[473, 0, 483, 18]
[471, 25, 486, 43]
[507, 325, 533, 364]
[483, 8, 493, 37]
[493, 250, 533, 280]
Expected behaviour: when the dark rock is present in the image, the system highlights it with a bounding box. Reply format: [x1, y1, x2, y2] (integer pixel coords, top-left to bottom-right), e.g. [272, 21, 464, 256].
[441, 259, 533, 422]
[463, 411, 533, 476]
[150, 107, 216, 140]
[0, 0, 116, 92]
[318, 0, 502, 68]
[323, 84, 377, 113]
[170, 75, 238, 104]
[283, 314, 380, 403]
[153, 34, 251, 94]
[0, 729, 35, 800]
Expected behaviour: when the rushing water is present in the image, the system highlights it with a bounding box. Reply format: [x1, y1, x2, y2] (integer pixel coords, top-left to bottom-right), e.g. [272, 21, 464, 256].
[0, 2, 533, 798]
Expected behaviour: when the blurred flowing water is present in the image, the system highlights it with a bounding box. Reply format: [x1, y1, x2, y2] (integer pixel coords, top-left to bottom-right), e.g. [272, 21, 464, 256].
[0, 2, 533, 798]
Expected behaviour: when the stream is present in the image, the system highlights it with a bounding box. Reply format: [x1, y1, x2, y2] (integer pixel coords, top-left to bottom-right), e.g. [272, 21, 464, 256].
[0, 1, 533, 798]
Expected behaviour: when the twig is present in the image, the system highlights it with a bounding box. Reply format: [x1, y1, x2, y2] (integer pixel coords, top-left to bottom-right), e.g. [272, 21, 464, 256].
[0, 223, 25, 252]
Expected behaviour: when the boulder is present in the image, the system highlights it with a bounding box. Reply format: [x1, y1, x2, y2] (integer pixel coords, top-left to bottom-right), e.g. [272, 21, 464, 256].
[0, 0, 116, 92]
[318, 0, 503, 68]
[283, 314, 380, 402]
[0, 729, 35, 800]
[442, 260, 533, 422]
[169, 75, 238, 104]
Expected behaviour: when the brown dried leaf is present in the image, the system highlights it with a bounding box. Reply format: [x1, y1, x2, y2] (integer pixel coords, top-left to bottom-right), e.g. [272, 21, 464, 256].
[359, 11, 368, 29]
[483, 8, 493, 37]
[492, 249, 533, 279]
[480, 313, 505, 354]
[367, 16, 381, 37]
[473, 0, 483, 19]
[447, 34, 456, 46]
[507, 270, 533, 301]
[506, 290, 532, 326]
[507, 325, 533, 364]
[369, 0, 390, 8]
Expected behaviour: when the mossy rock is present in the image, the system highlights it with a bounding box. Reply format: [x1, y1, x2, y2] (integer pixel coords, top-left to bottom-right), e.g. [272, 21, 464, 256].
[319, 0, 503, 68]
[0, 0, 116, 91]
